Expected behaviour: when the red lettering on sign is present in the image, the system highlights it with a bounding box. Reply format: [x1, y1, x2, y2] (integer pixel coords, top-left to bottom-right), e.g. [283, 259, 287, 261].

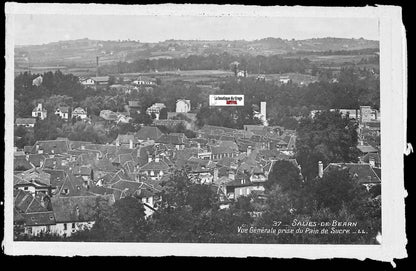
[227, 101, 237, 104]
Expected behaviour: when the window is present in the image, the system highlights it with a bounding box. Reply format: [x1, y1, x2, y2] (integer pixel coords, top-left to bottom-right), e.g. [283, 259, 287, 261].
[64, 224, 67, 230]
[72, 223, 76, 229]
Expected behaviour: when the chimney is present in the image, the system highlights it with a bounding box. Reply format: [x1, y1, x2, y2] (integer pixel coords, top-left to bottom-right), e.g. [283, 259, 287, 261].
[369, 157, 375, 167]
[229, 171, 235, 180]
[260, 102, 266, 121]
[147, 152, 152, 163]
[247, 146, 252, 156]
[155, 155, 160, 163]
[81, 145, 85, 150]
[213, 168, 218, 183]
[39, 160, 44, 168]
[318, 161, 323, 178]
[129, 139, 134, 149]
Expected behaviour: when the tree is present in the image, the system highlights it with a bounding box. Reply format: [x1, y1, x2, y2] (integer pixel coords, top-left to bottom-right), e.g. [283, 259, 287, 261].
[131, 111, 153, 126]
[14, 126, 35, 149]
[307, 168, 367, 213]
[159, 107, 168, 120]
[266, 160, 302, 191]
[34, 114, 63, 141]
[82, 196, 148, 242]
[296, 110, 360, 181]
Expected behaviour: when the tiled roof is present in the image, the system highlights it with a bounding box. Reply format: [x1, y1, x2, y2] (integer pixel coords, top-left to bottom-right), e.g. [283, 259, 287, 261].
[324, 163, 381, 184]
[156, 133, 187, 145]
[56, 106, 69, 113]
[27, 154, 48, 167]
[115, 134, 137, 144]
[31, 140, 70, 155]
[16, 168, 51, 186]
[51, 194, 115, 223]
[140, 159, 170, 171]
[14, 156, 34, 171]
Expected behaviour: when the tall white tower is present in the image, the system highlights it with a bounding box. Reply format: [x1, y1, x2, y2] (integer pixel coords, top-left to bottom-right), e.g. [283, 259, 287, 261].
[260, 102, 268, 126]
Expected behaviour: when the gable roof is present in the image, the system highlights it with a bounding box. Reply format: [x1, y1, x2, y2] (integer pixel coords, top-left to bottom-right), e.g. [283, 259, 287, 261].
[357, 144, 379, 153]
[31, 140, 70, 155]
[16, 118, 36, 125]
[323, 163, 381, 184]
[140, 159, 171, 171]
[156, 133, 187, 145]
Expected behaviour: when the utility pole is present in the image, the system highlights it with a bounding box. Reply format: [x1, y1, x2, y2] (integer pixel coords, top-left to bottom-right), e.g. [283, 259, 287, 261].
[96, 56, 99, 77]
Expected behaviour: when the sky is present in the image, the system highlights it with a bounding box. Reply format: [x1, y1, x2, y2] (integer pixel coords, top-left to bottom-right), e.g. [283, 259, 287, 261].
[13, 14, 379, 46]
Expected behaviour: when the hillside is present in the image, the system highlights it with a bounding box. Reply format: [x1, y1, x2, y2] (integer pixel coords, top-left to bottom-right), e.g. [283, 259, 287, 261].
[14, 37, 379, 74]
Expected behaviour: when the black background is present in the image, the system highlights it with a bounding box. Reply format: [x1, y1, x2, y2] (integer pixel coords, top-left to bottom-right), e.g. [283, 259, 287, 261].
[1, 0, 413, 269]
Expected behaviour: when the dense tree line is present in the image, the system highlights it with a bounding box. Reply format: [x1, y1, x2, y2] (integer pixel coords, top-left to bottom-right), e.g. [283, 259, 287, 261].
[196, 67, 379, 129]
[17, 164, 380, 244]
[98, 53, 312, 75]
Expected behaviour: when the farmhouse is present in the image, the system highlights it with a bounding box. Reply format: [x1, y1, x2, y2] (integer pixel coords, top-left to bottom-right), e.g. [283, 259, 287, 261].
[176, 99, 191, 113]
[32, 103, 47, 120]
[16, 118, 36, 128]
[72, 107, 88, 119]
[55, 106, 70, 120]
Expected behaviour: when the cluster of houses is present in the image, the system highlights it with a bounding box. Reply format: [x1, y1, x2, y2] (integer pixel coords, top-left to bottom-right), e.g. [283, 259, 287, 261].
[79, 75, 157, 92]
[16, 104, 89, 128]
[13, 116, 381, 237]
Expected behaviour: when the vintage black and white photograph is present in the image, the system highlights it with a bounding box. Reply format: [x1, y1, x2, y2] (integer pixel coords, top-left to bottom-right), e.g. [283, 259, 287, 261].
[3, 3, 407, 259]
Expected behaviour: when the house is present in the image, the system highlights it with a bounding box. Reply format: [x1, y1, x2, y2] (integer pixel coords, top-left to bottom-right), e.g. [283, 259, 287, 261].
[323, 163, 381, 190]
[14, 168, 53, 197]
[32, 75, 43, 87]
[176, 99, 191, 113]
[79, 77, 96, 87]
[210, 141, 239, 161]
[31, 140, 70, 155]
[146, 103, 166, 120]
[132, 76, 157, 86]
[360, 152, 381, 168]
[15, 118, 36, 128]
[55, 106, 70, 120]
[72, 107, 88, 119]
[138, 155, 171, 181]
[32, 103, 47, 120]
[14, 189, 56, 237]
[49, 194, 115, 237]
[128, 101, 141, 114]
[114, 134, 138, 149]
[88, 76, 110, 88]
[279, 76, 291, 84]
[156, 133, 187, 150]
[357, 144, 379, 154]
[237, 70, 247, 78]
[225, 178, 265, 200]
